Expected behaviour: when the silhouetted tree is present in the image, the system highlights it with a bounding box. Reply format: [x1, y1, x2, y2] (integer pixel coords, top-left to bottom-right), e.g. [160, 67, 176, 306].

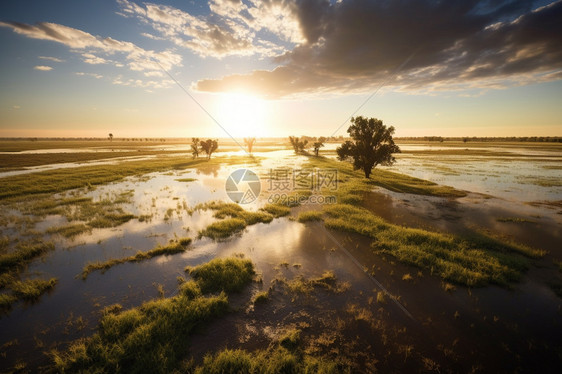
[336, 116, 400, 178]
[313, 136, 326, 156]
[244, 137, 256, 154]
[191, 138, 200, 159]
[200, 139, 218, 160]
[108, 133, 113, 141]
[289, 136, 308, 154]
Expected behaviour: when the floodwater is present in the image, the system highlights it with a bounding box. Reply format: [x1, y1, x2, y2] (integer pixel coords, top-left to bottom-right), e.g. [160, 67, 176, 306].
[0, 143, 561, 371]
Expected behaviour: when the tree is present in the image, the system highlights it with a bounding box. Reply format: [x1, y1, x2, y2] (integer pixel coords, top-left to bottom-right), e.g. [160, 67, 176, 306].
[200, 139, 218, 160]
[336, 116, 400, 178]
[191, 138, 200, 159]
[313, 136, 326, 156]
[108, 133, 113, 141]
[244, 137, 256, 154]
[289, 136, 308, 154]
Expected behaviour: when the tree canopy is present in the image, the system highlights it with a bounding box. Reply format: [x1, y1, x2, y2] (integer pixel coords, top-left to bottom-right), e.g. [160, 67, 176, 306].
[200, 139, 218, 160]
[336, 116, 400, 178]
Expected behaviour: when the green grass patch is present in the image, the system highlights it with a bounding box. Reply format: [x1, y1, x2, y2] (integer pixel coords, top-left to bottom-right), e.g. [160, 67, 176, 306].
[252, 291, 270, 303]
[297, 210, 324, 222]
[323, 204, 543, 287]
[260, 203, 291, 217]
[0, 155, 260, 200]
[195, 346, 346, 374]
[0, 240, 55, 272]
[0, 293, 18, 309]
[199, 218, 247, 240]
[175, 178, 197, 182]
[81, 239, 192, 279]
[52, 257, 256, 373]
[10, 278, 57, 300]
[47, 223, 91, 238]
[88, 213, 135, 228]
[197, 202, 276, 240]
[186, 257, 255, 294]
[281, 271, 349, 296]
[304, 156, 466, 199]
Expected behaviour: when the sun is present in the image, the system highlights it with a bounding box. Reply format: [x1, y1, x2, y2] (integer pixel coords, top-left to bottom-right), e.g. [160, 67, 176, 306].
[215, 93, 269, 138]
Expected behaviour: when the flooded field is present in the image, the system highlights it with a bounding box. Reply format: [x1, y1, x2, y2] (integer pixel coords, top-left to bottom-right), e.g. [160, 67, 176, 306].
[0, 140, 561, 372]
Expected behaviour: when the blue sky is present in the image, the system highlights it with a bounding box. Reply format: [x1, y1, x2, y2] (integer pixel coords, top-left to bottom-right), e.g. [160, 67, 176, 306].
[1, 0, 561, 138]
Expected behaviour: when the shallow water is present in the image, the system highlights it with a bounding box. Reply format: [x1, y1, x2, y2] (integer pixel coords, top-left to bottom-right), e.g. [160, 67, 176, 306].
[0, 144, 561, 371]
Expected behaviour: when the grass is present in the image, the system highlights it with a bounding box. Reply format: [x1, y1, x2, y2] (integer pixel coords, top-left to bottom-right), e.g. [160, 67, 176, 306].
[1, 278, 58, 310]
[281, 271, 349, 296]
[195, 347, 346, 374]
[197, 202, 277, 240]
[496, 217, 536, 223]
[10, 278, 57, 300]
[52, 257, 255, 373]
[81, 238, 192, 279]
[199, 218, 247, 240]
[186, 257, 255, 294]
[323, 204, 544, 287]
[47, 223, 91, 238]
[88, 213, 135, 228]
[175, 178, 197, 182]
[297, 210, 324, 222]
[304, 156, 466, 199]
[252, 291, 270, 303]
[260, 203, 291, 217]
[0, 150, 193, 169]
[0, 155, 259, 200]
[0, 240, 55, 272]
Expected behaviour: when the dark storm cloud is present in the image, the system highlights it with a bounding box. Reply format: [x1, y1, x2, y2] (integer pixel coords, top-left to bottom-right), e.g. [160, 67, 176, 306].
[195, 0, 562, 98]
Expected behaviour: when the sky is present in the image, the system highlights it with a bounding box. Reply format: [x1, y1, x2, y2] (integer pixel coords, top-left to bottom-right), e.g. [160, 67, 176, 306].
[0, 0, 561, 138]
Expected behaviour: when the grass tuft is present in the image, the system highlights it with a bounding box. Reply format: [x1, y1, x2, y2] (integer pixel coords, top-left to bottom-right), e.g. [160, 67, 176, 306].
[197, 201, 276, 240]
[297, 210, 324, 222]
[260, 203, 291, 217]
[187, 257, 255, 294]
[9, 278, 57, 301]
[47, 223, 91, 238]
[52, 256, 255, 373]
[81, 239, 191, 279]
[323, 204, 543, 287]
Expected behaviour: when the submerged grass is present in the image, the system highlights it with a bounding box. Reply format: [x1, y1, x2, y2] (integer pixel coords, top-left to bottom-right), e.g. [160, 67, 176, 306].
[52, 257, 255, 373]
[323, 204, 543, 287]
[81, 238, 192, 279]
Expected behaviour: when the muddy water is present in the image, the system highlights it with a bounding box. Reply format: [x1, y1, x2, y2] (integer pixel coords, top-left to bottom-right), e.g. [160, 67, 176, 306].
[1, 146, 561, 371]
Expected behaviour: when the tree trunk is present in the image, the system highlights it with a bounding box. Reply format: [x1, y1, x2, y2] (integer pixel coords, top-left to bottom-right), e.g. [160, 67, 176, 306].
[364, 167, 371, 178]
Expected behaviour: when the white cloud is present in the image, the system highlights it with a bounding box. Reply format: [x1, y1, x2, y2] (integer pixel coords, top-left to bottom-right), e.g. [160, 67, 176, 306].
[39, 56, 64, 63]
[76, 72, 103, 79]
[0, 20, 182, 87]
[82, 53, 111, 65]
[194, 0, 562, 98]
[34, 65, 53, 71]
[117, 0, 297, 58]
